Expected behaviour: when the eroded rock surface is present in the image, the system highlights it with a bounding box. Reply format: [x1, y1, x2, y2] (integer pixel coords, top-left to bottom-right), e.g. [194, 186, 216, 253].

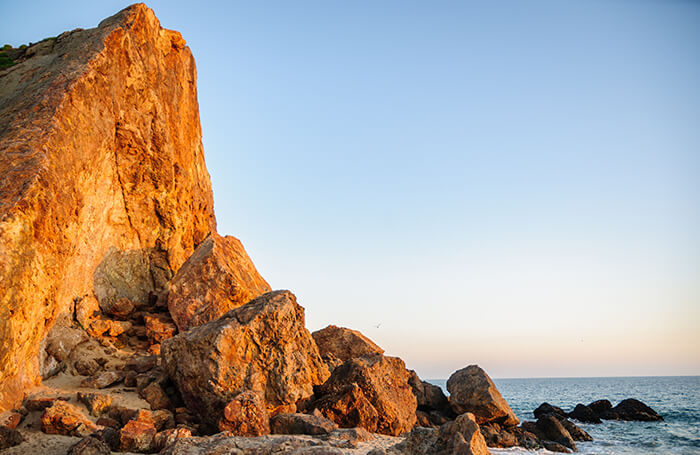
[311, 354, 417, 436]
[167, 232, 270, 331]
[312, 325, 384, 363]
[0, 2, 216, 411]
[162, 290, 329, 432]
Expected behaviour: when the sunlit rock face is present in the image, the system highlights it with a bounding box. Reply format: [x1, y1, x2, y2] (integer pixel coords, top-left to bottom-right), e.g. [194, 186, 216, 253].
[0, 3, 216, 411]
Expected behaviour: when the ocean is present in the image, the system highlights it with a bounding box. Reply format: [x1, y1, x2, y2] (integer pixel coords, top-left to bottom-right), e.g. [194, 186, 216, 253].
[427, 376, 700, 454]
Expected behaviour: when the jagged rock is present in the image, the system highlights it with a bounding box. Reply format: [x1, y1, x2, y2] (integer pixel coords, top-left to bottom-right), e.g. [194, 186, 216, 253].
[0, 426, 24, 450]
[447, 365, 519, 427]
[533, 402, 567, 420]
[167, 232, 271, 331]
[103, 297, 135, 320]
[311, 354, 417, 436]
[77, 392, 113, 416]
[67, 436, 111, 455]
[408, 370, 450, 414]
[608, 398, 663, 421]
[320, 352, 344, 373]
[140, 381, 171, 410]
[0, 2, 216, 411]
[567, 404, 601, 424]
[144, 314, 177, 343]
[153, 427, 192, 452]
[41, 401, 98, 437]
[535, 415, 576, 451]
[81, 370, 124, 389]
[397, 412, 491, 455]
[312, 325, 384, 362]
[162, 290, 329, 432]
[116, 419, 157, 452]
[217, 390, 270, 436]
[271, 413, 339, 436]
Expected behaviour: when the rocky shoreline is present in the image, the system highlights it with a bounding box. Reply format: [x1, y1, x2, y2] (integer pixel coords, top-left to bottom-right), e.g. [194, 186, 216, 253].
[0, 4, 664, 455]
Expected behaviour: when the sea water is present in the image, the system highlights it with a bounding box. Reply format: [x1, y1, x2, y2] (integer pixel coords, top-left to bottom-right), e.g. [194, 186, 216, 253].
[427, 376, 700, 454]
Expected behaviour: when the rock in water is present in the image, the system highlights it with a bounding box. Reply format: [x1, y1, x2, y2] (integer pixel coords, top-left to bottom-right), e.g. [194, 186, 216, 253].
[610, 398, 663, 422]
[447, 365, 519, 427]
[311, 354, 417, 436]
[162, 290, 329, 432]
[167, 232, 271, 331]
[0, 3, 216, 411]
[312, 325, 385, 362]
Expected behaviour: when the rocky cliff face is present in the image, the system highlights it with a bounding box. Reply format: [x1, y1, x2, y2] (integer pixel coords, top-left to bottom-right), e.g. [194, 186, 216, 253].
[0, 4, 216, 411]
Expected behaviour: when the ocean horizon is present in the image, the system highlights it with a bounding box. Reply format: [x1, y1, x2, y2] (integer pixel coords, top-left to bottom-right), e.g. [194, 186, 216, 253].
[428, 376, 700, 454]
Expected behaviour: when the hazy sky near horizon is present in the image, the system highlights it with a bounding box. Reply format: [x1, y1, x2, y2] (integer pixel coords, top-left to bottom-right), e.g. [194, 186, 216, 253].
[3, 1, 699, 379]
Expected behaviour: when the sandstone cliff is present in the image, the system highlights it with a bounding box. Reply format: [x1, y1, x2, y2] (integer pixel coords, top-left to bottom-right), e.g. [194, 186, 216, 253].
[0, 4, 216, 411]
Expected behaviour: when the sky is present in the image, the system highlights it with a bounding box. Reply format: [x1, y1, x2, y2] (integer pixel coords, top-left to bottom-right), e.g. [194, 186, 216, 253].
[3, 1, 699, 379]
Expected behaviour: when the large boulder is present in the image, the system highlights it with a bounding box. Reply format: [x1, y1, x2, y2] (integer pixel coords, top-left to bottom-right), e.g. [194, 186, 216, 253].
[167, 232, 271, 331]
[535, 415, 576, 451]
[162, 290, 329, 432]
[397, 412, 491, 455]
[447, 365, 519, 427]
[408, 370, 450, 414]
[0, 3, 216, 411]
[609, 398, 663, 421]
[310, 354, 417, 436]
[41, 401, 98, 437]
[312, 325, 384, 363]
[567, 404, 601, 424]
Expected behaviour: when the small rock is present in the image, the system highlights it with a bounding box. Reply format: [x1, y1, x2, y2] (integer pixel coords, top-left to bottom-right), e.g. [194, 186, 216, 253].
[270, 413, 338, 435]
[88, 318, 132, 337]
[108, 406, 138, 425]
[543, 440, 572, 453]
[152, 409, 175, 431]
[75, 357, 101, 376]
[41, 401, 98, 437]
[81, 370, 124, 388]
[77, 392, 113, 416]
[153, 427, 192, 452]
[0, 411, 22, 430]
[148, 343, 161, 355]
[67, 436, 111, 455]
[24, 396, 61, 411]
[144, 314, 177, 343]
[108, 297, 135, 319]
[140, 381, 171, 410]
[217, 390, 270, 436]
[0, 426, 24, 450]
[116, 419, 157, 452]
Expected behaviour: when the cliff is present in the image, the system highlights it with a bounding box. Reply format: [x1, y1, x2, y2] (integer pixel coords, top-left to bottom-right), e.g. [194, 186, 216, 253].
[0, 3, 216, 411]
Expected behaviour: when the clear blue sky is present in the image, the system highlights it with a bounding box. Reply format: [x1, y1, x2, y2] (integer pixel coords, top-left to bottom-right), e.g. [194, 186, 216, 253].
[4, 1, 699, 378]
